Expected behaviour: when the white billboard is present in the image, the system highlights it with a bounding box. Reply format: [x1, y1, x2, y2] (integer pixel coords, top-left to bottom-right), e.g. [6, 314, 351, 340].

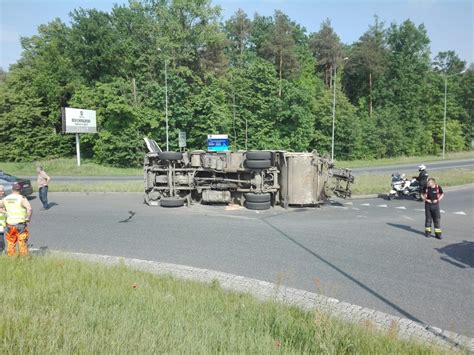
[62, 107, 97, 133]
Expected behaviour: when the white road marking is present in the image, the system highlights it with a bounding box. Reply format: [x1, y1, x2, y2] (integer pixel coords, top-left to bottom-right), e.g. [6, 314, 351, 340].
[453, 211, 466, 215]
[352, 207, 360, 210]
[395, 206, 406, 210]
[360, 203, 371, 206]
[357, 215, 367, 218]
[440, 210, 445, 214]
[377, 204, 388, 208]
[415, 209, 425, 212]
[344, 202, 353, 205]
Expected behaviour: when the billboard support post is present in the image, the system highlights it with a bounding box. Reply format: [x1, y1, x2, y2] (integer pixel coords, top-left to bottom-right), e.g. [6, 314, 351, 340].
[76, 133, 81, 167]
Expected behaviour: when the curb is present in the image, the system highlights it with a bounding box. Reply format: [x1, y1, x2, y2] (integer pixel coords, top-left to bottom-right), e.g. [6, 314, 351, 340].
[39, 250, 473, 352]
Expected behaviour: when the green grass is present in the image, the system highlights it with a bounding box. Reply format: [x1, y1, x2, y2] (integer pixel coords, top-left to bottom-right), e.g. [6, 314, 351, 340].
[2, 151, 473, 177]
[337, 150, 474, 169]
[353, 168, 474, 195]
[0, 158, 142, 176]
[42, 181, 143, 193]
[0, 255, 448, 354]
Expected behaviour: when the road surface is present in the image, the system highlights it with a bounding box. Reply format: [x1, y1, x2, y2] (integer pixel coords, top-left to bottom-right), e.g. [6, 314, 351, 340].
[26, 186, 474, 337]
[350, 158, 474, 175]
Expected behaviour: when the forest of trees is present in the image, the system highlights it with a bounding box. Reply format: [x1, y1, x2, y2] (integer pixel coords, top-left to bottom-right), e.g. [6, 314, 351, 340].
[0, 0, 472, 167]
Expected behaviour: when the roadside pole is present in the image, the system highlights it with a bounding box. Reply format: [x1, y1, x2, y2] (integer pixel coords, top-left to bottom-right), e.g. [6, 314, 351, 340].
[76, 133, 81, 167]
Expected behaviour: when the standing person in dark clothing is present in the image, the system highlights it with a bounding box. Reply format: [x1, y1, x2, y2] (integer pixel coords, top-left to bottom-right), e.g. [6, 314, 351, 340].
[37, 166, 51, 210]
[422, 178, 444, 239]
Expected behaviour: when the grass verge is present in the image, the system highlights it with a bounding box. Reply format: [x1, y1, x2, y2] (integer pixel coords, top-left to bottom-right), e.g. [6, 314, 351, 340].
[337, 150, 474, 169]
[22, 168, 472, 194]
[0, 255, 446, 354]
[1, 151, 473, 177]
[0, 158, 142, 176]
[43, 181, 143, 193]
[352, 168, 474, 195]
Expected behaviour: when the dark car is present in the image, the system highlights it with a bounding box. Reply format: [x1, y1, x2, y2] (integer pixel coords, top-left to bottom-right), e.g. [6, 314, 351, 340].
[0, 171, 33, 196]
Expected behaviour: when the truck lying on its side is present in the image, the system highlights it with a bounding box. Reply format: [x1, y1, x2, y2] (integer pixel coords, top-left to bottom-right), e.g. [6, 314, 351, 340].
[143, 138, 354, 209]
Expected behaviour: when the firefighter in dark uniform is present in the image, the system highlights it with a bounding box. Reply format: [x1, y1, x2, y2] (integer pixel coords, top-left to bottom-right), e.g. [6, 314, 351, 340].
[422, 177, 444, 239]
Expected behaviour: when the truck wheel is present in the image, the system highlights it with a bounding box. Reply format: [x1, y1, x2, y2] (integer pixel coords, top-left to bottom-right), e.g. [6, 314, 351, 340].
[245, 201, 271, 210]
[158, 151, 183, 161]
[245, 159, 272, 169]
[245, 151, 272, 160]
[244, 193, 271, 203]
[160, 197, 185, 207]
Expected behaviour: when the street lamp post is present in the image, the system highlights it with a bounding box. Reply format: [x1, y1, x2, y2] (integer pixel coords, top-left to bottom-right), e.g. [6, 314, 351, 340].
[442, 74, 447, 159]
[165, 58, 169, 151]
[331, 65, 337, 161]
[331, 57, 348, 161]
[158, 47, 169, 151]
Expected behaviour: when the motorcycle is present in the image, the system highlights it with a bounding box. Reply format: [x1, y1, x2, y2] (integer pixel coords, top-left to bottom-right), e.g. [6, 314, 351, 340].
[387, 173, 422, 200]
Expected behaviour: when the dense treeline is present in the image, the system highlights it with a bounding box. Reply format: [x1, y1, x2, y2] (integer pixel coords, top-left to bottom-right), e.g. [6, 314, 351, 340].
[0, 0, 472, 166]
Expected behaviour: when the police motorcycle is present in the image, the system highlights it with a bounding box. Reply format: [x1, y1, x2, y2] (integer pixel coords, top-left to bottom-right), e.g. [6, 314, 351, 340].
[387, 173, 423, 200]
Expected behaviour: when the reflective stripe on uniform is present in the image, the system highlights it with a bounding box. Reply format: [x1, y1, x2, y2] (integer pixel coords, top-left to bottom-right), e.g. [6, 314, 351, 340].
[425, 227, 432, 232]
[434, 228, 442, 233]
[4, 194, 27, 225]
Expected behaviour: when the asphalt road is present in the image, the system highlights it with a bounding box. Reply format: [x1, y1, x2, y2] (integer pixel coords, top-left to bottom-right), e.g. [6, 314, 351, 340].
[350, 158, 474, 176]
[22, 158, 474, 182]
[26, 186, 474, 337]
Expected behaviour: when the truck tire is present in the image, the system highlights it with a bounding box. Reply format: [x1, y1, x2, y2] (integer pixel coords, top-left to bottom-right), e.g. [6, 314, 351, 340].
[245, 201, 271, 210]
[245, 159, 272, 169]
[158, 151, 183, 161]
[160, 197, 185, 207]
[244, 193, 271, 203]
[245, 151, 272, 160]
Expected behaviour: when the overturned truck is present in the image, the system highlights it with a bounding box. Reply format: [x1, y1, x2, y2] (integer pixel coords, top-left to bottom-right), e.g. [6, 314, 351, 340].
[144, 140, 354, 210]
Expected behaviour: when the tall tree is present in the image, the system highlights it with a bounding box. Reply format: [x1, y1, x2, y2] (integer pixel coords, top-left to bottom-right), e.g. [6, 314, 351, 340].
[258, 11, 300, 97]
[460, 65, 474, 145]
[309, 19, 344, 88]
[344, 16, 388, 116]
[376, 20, 431, 155]
[433, 51, 466, 74]
[69, 9, 125, 83]
[225, 9, 252, 66]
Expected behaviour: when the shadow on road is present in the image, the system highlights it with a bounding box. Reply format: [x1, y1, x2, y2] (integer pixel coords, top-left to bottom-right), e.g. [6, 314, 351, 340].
[259, 216, 463, 347]
[436, 241, 474, 269]
[386, 223, 426, 237]
[261, 217, 421, 320]
[119, 210, 136, 223]
[47, 202, 59, 209]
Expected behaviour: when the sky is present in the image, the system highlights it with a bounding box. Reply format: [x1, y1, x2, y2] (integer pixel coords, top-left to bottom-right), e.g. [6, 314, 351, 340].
[0, 0, 473, 70]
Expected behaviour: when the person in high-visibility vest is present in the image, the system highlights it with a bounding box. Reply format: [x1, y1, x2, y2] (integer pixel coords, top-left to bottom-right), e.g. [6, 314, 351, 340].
[0, 183, 33, 256]
[0, 185, 6, 252]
